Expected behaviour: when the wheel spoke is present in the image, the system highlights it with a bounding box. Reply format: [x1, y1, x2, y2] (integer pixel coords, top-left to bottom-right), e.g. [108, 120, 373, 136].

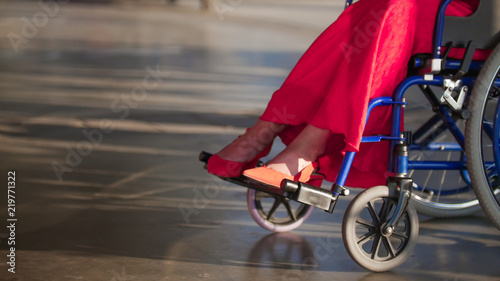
[356, 218, 376, 228]
[266, 198, 281, 220]
[491, 176, 500, 190]
[422, 169, 433, 194]
[367, 201, 381, 224]
[382, 236, 396, 258]
[283, 201, 298, 221]
[357, 230, 376, 246]
[378, 197, 390, 220]
[392, 231, 409, 240]
[370, 235, 382, 260]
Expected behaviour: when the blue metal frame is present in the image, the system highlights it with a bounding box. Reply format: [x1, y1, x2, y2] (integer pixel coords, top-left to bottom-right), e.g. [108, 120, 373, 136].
[408, 161, 466, 170]
[433, 0, 455, 58]
[413, 58, 485, 70]
[332, 72, 499, 189]
[332, 0, 500, 193]
[409, 143, 462, 151]
[334, 151, 356, 187]
[332, 97, 405, 187]
[391, 76, 467, 170]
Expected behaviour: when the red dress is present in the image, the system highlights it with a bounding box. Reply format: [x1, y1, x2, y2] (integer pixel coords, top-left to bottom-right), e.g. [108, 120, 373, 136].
[259, 0, 483, 188]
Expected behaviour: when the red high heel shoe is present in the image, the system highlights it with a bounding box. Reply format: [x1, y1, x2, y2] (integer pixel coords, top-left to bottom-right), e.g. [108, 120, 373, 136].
[207, 133, 273, 178]
[242, 162, 319, 188]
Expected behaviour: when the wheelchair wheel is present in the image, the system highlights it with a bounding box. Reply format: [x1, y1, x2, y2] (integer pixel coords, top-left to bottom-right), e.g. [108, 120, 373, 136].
[342, 186, 418, 272]
[465, 43, 500, 230]
[246, 189, 314, 232]
[409, 119, 482, 218]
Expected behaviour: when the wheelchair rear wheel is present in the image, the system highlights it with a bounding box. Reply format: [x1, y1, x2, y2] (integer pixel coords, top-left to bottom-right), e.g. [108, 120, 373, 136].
[409, 111, 481, 217]
[246, 189, 314, 232]
[465, 43, 500, 230]
[342, 186, 418, 272]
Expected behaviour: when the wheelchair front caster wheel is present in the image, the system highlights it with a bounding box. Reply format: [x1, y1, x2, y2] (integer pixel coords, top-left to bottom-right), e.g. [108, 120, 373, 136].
[342, 186, 419, 272]
[246, 189, 314, 232]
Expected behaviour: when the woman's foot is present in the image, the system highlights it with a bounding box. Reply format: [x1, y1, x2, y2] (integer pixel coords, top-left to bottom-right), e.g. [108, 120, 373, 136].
[243, 162, 319, 188]
[266, 124, 332, 175]
[243, 124, 332, 186]
[207, 120, 285, 177]
[214, 120, 285, 163]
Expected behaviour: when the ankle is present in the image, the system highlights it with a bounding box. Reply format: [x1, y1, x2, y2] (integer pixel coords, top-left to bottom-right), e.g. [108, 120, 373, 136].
[216, 130, 275, 162]
[248, 121, 285, 143]
[216, 141, 256, 162]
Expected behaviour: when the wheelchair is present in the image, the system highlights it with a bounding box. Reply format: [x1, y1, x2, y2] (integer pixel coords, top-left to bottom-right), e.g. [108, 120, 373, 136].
[200, 0, 500, 272]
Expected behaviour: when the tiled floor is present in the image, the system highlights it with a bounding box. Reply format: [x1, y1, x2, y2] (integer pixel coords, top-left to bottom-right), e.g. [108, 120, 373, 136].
[0, 1, 499, 280]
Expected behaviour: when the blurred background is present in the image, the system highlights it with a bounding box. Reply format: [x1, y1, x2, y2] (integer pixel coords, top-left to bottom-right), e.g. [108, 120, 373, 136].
[0, 0, 499, 280]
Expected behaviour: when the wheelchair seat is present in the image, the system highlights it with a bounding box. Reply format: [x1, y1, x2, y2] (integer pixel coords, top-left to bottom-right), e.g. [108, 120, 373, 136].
[443, 0, 500, 49]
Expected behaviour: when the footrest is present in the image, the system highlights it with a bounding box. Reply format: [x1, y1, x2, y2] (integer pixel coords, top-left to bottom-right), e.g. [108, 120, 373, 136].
[281, 179, 339, 213]
[200, 151, 339, 211]
[199, 151, 288, 197]
[199, 151, 212, 163]
[225, 176, 289, 197]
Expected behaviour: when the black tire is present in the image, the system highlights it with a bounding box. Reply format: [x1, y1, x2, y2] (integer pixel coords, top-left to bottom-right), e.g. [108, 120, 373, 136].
[465, 43, 500, 230]
[246, 189, 314, 232]
[342, 186, 419, 272]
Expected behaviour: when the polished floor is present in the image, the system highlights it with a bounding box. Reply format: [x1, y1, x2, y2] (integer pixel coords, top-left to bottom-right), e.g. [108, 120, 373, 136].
[0, 1, 499, 280]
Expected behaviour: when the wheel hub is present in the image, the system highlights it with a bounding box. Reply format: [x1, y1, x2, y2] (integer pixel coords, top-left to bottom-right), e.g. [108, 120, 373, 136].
[379, 222, 393, 237]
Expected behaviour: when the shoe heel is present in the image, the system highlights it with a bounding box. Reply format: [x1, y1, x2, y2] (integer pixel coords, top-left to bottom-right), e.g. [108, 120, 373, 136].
[294, 161, 319, 183]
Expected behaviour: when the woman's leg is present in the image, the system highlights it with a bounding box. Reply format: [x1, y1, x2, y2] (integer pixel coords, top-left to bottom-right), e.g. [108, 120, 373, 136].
[266, 124, 332, 176]
[215, 120, 285, 162]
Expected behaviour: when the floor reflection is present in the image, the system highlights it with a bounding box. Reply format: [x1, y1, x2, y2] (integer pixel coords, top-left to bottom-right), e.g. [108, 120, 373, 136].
[247, 232, 314, 269]
[358, 272, 407, 281]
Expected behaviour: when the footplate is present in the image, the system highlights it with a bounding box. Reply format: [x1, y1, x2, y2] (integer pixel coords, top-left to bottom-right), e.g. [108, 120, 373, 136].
[200, 151, 342, 212]
[199, 151, 290, 197]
